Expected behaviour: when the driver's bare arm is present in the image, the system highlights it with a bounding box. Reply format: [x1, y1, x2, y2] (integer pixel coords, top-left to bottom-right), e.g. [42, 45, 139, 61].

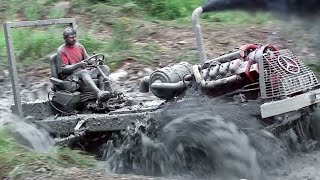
[81, 45, 94, 64]
[61, 61, 86, 74]
[83, 47, 90, 59]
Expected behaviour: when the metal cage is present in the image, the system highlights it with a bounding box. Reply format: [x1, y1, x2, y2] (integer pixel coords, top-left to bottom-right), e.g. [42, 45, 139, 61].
[4, 18, 76, 116]
[259, 49, 319, 99]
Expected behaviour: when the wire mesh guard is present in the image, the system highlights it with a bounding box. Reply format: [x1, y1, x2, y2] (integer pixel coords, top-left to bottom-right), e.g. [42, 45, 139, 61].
[260, 49, 319, 98]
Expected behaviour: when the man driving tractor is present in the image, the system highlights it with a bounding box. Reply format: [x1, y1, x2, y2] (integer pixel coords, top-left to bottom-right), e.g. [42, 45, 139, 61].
[56, 27, 111, 101]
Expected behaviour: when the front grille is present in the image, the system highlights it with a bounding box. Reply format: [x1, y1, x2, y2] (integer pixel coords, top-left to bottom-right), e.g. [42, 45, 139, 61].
[259, 49, 318, 99]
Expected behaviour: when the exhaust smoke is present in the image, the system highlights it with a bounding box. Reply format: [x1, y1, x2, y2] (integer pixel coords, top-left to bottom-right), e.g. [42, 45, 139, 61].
[203, 0, 320, 16]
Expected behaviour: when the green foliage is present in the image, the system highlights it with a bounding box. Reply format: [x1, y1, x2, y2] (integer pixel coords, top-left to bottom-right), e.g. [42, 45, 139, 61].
[70, 0, 92, 13]
[0, 0, 41, 20]
[84, 0, 202, 20]
[48, 8, 67, 19]
[43, 0, 61, 5]
[25, 3, 41, 20]
[101, 0, 131, 4]
[0, 128, 96, 178]
[134, 0, 201, 20]
[0, 28, 112, 69]
[0, 29, 61, 68]
[0, 0, 68, 23]
[106, 19, 132, 52]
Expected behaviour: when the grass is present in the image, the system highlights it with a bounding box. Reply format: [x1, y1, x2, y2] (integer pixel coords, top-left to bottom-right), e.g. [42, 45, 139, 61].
[0, 28, 113, 70]
[0, 127, 96, 178]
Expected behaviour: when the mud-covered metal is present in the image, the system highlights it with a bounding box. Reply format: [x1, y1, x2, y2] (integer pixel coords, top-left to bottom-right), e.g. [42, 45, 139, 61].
[33, 111, 158, 135]
[141, 62, 193, 99]
[261, 88, 320, 118]
[4, 24, 22, 116]
[20, 99, 162, 136]
[11, 100, 57, 120]
[192, 7, 207, 64]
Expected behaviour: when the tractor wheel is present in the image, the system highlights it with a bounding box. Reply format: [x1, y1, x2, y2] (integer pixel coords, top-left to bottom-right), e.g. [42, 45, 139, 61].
[160, 112, 262, 180]
[309, 110, 320, 141]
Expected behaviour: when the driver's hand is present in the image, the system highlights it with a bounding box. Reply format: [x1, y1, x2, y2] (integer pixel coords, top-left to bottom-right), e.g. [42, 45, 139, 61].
[87, 59, 95, 65]
[80, 61, 87, 68]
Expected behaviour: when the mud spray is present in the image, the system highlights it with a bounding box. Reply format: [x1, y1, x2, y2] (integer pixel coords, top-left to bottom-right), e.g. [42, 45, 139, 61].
[104, 91, 291, 180]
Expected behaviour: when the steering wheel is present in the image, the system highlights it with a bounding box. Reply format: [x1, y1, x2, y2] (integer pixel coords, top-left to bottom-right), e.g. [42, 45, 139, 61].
[83, 53, 105, 65]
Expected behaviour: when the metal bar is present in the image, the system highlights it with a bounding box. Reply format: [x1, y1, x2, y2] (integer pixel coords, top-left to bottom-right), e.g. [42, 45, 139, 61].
[260, 88, 320, 118]
[4, 23, 23, 116]
[5, 18, 76, 28]
[192, 7, 207, 64]
[204, 50, 241, 66]
[258, 54, 267, 99]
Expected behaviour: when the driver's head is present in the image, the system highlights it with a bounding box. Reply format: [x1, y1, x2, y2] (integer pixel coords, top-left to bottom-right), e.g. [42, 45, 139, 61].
[63, 27, 77, 46]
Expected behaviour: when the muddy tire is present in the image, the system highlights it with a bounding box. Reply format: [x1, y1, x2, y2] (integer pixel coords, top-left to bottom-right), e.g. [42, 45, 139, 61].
[160, 112, 262, 180]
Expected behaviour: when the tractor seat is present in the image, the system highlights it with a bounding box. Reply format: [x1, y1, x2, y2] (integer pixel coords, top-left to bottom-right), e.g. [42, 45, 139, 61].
[49, 53, 79, 92]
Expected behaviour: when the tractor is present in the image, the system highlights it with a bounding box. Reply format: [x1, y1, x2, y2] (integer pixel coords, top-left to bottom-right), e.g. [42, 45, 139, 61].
[5, 6, 320, 180]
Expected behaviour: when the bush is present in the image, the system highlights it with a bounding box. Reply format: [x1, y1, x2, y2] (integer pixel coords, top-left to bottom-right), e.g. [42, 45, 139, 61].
[91, 0, 202, 20]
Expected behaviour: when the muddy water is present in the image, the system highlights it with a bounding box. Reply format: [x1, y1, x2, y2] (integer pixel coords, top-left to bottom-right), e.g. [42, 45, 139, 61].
[105, 93, 290, 179]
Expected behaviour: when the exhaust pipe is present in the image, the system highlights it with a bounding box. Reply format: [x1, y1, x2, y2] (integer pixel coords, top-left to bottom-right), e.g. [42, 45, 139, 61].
[150, 80, 186, 91]
[192, 7, 207, 64]
[139, 76, 150, 93]
[139, 76, 190, 94]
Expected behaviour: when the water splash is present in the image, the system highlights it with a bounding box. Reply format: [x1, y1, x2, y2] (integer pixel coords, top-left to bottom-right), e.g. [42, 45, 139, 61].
[0, 79, 54, 153]
[105, 93, 288, 179]
[0, 111, 54, 153]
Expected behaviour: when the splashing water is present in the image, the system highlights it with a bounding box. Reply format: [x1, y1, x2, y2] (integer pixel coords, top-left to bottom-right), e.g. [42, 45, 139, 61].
[0, 80, 54, 153]
[0, 111, 54, 153]
[105, 93, 289, 179]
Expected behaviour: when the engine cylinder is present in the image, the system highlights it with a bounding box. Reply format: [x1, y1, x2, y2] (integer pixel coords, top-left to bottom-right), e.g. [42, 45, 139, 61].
[149, 62, 193, 99]
[208, 65, 220, 79]
[219, 62, 230, 77]
[229, 59, 241, 74]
